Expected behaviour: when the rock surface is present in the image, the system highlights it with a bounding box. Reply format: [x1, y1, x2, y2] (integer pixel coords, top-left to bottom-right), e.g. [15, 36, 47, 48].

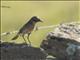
[1, 42, 46, 60]
[40, 23, 80, 60]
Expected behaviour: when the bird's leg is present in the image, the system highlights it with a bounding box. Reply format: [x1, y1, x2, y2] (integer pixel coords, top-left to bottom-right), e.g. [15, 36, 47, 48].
[27, 33, 31, 46]
[22, 35, 27, 44]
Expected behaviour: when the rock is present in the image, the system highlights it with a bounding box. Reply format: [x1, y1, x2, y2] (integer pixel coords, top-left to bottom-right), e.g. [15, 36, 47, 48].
[40, 23, 80, 60]
[1, 42, 46, 60]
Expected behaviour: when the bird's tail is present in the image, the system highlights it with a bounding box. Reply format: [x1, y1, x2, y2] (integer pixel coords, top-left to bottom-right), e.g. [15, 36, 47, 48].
[12, 35, 19, 40]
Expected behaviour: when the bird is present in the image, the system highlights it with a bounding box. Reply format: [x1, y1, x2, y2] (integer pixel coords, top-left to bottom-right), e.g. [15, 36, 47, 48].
[12, 16, 43, 46]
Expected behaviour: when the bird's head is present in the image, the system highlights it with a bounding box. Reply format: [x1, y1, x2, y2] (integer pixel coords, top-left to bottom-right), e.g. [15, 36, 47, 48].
[31, 16, 43, 23]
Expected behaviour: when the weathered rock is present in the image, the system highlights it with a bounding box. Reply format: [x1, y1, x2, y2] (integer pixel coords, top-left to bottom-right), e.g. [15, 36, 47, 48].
[1, 42, 46, 60]
[40, 23, 80, 60]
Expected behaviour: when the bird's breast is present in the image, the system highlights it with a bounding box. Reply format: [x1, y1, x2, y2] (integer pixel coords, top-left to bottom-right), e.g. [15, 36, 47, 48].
[20, 24, 35, 34]
[19, 21, 36, 34]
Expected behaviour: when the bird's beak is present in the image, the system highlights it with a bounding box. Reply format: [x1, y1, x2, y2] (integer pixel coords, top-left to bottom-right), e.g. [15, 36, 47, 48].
[40, 20, 43, 22]
[39, 19, 43, 22]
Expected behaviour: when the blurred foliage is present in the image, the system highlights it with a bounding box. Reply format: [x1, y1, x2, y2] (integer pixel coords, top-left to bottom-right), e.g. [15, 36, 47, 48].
[1, 1, 80, 47]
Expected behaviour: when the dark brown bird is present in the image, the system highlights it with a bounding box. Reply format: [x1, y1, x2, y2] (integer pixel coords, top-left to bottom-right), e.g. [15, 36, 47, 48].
[12, 16, 43, 46]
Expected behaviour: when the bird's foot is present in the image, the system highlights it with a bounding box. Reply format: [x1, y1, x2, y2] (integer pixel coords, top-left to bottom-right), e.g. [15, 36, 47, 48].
[24, 43, 32, 47]
[27, 44, 32, 47]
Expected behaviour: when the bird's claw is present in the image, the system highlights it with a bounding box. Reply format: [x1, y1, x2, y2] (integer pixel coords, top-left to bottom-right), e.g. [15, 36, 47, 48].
[27, 44, 32, 47]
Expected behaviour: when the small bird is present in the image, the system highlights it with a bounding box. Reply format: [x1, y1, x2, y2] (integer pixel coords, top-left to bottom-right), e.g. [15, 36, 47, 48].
[12, 16, 43, 46]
